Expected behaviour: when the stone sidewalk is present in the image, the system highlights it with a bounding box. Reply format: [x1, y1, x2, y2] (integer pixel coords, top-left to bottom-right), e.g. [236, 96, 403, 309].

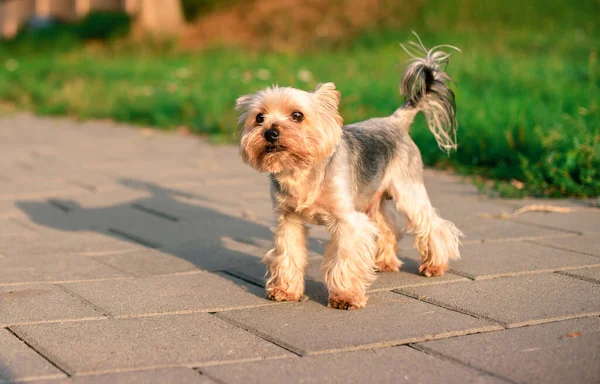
[0, 114, 599, 384]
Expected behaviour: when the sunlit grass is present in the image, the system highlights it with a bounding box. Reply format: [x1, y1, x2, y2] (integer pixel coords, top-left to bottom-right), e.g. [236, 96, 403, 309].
[0, 0, 598, 197]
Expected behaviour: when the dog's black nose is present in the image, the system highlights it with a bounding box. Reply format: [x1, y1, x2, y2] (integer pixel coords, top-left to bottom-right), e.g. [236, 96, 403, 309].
[264, 128, 280, 143]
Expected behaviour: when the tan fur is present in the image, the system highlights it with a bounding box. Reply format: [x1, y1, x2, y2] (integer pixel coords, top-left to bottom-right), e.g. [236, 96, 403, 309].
[236, 49, 463, 309]
[385, 166, 462, 276]
[373, 201, 403, 272]
[264, 212, 307, 302]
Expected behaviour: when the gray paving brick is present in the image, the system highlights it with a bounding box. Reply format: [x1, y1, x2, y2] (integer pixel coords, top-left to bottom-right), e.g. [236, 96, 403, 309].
[202, 346, 506, 384]
[371, 258, 470, 290]
[3, 114, 598, 383]
[493, 198, 599, 210]
[0, 284, 104, 326]
[62, 272, 273, 317]
[12, 313, 291, 374]
[399, 273, 600, 327]
[416, 317, 600, 384]
[16, 202, 174, 249]
[227, 249, 468, 300]
[559, 267, 600, 284]
[91, 249, 199, 277]
[157, 220, 270, 272]
[128, 180, 272, 220]
[0, 231, 145, 257]
[513, 211, 600, 234]
[29, 188, 149, 211]
[0, 179, 90, 200]
[429, 197, 509, 221]
[0, 218, 37, 238]
[216, 291, 500, 355]
[0, 200, 23, 218]
[0, 253, 128, 285]
[450, 241, 600, 279]
[0, 328, 66, 382]
[532, 234, 600, 257]
[454, 217, 568, 243]
[70, 368, 214, 384]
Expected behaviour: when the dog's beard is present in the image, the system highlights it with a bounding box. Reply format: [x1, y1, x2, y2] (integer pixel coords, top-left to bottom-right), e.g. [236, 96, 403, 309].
[240, 128, 323, 173]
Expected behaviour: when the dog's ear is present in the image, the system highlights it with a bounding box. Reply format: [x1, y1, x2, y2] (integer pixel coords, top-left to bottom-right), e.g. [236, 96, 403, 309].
[314, 83, 343, 128]
[235, 94, 253, 112]
[314, 82, 341, 110]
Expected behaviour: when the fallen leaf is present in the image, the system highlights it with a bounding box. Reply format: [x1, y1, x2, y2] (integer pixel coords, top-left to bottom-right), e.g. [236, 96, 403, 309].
[561, 332, 583, 339]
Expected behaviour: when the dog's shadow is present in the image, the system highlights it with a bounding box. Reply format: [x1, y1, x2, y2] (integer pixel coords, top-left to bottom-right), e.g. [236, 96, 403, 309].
[16, 178, 329, 303]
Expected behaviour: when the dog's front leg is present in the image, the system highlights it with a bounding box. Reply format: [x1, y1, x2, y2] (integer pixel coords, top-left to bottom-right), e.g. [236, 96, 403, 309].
[264, 212, 308, 302]
[323, 211, 378, 309]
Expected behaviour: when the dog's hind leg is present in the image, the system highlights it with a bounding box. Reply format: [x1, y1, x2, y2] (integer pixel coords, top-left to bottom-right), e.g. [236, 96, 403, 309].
[369, 198, 403, 272]
[388, 174, 462, 277]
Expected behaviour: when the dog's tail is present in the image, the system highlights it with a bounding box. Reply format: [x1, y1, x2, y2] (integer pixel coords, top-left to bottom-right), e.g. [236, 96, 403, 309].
[399, 32, 460, 153]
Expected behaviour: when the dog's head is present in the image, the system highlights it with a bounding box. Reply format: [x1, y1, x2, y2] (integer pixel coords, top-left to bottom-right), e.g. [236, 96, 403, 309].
[236, 83, 343, 174]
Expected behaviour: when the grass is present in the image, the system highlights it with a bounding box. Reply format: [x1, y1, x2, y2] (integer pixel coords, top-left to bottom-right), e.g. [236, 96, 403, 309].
[0, 0, 598, 198]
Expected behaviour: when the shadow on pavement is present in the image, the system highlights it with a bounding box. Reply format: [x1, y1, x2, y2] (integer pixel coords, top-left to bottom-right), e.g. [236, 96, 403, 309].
[16, 178, 328, 301]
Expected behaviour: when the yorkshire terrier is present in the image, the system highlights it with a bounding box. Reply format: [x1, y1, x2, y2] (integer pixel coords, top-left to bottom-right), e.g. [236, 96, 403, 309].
[236, 34, 463, 309]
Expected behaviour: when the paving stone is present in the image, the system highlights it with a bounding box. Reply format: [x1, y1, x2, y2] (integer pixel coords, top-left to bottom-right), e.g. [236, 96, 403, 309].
[227, 248, 468, 300]
[16, 202, 174, 249]
[559, 267, 600, 284]
[0, 179, 90, 200]
[0, 218, 37, 238]
[532, 234, 600, 257]
[27, 188, 150, 212]
[0, 200, 23, 218]
[416, 317, 600, 384]
[425, 171, 483, 201]
[513, 211, 600, 234]
[91, 249, 199, 277]
[12, 313, 291, 374]
[494, 198, 600, 210]
[156, 217, 273, 271]
[453, 216, 568, 243]
[0, 327, 67, 383]
[449, 241, 600, 279]
[216, 291, 500, 355]
[0, 284, 104, 326]
[92, 163, 207, 185]
[3, 114, 598, 383]
[0, 253, 128, 285]
[399, 273, 600, 327]
[0, 231, 146, 257]
[429, 197, 509, 221]
[62, 272, 272, 317]
[129, 190, 275, 227]
[371, 258, 470, 290]
[70, 368, 214, 384]
[168, 180, 271, 208]
[202, 346, 506, 384]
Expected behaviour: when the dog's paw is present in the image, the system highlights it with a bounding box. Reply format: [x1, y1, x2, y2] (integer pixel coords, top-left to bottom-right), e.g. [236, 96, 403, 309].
[419, 263, 448, 277]
[328, 294, 367, 310]
[266, 287, 305, 302]
[376, 259, 402, 272]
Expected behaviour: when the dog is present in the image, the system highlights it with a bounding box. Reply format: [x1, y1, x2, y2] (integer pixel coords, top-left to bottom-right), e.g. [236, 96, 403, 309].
[235, 34, 463, 309]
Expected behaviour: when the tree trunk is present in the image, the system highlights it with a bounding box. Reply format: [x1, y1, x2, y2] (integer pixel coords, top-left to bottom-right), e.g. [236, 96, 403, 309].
[136, 0, 184, 37]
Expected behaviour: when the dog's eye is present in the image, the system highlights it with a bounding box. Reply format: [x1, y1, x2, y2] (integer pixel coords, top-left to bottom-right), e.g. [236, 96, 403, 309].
[291, 111, 304, 122]
[256, 113, 265, 124]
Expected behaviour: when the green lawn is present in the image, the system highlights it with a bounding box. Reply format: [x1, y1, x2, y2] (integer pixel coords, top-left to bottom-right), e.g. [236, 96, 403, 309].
[0, 0, 598, 197]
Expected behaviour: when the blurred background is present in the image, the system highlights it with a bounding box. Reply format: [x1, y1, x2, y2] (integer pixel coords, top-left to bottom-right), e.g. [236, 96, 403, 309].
[0, 0, 598, 198]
